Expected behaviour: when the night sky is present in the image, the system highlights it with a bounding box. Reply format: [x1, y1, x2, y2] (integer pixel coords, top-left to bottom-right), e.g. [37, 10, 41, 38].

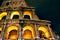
[0, 0, 60, 36]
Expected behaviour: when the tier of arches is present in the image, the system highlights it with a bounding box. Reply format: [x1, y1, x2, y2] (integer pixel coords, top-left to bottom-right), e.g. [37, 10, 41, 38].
[2, 25, 52, 40]
[0, 11, 32, 20]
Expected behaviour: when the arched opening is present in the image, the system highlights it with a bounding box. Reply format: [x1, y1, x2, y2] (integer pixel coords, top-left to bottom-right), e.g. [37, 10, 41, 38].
[6, 2, 9, 6]
[2, 16, 6, 20]
[23, 26, 34, 39]
[0, 31, 1, 33]
[24, 15, 30, 19]
[38, 26, 51, 39]
[23, 11, 32, 19]
[8, 30, 18, 39]
[23, 30, 33, 39]
[13, 15, 19, 19]
[5, 26, 19, 40]
[39, 30, 47, 39]
[0, 12, 7, 20]
[10, 11, 20, 19]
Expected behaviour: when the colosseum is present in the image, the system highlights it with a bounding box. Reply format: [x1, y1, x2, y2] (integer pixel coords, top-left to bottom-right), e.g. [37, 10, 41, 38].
[0, 0, 59, 40]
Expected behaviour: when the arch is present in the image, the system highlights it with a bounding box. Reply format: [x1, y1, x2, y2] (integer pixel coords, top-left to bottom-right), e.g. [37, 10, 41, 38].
[39, 30, 46, 38]
[23, 26, 34, 39]
[8, 30, 18, 39]
[2, 16, 6, 20]
[38, 25, 51, 38]
[24, 15, 30, 19]
[5, 26, 19, 39]
[13, 15, 19, 19]
[10, 11, 20, 19]
[23, 30, 33, 39]
[0, 12, 7, 20]
[23, 11, 32, 19]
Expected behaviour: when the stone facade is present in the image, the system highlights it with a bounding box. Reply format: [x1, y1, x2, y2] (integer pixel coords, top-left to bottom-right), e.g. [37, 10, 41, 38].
[0, 0, 59, 40]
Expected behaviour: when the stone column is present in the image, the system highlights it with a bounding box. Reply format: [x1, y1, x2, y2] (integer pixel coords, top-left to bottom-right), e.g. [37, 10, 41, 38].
[34, 24, 40, 40]
[48, 24, 55, 40]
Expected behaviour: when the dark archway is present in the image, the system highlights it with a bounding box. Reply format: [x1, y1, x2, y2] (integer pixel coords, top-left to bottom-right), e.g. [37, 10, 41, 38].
[13, 15, 19, 19]
[24, 15, 30, 19]
[23, 30, 33, 39]
[0, 31, 1, 34]
[39, 30, 47, 39]
[2, 16, 6, 20]
[8, 30, 18, 39]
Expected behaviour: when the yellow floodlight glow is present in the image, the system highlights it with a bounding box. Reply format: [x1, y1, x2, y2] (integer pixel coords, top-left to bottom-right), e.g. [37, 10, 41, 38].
[23, 26, 34, 39]
[5, 26, 19, 39]
[10, 11, 20, 19]
[0, 12, 7, 20]
[24, 11, 32, 19]
[23, 30, 33, 39]
[0, 27, 2, 31]
[38, 26, 50, 38]
[9, 35, 17, 39]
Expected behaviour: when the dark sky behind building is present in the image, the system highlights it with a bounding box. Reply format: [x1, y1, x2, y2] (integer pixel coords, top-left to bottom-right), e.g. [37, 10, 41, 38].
[0, 0, 60, 36]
